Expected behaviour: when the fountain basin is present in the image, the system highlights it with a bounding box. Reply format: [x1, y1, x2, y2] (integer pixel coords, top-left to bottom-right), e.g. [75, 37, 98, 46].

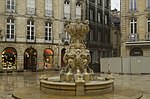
[40, 77, 114, 96]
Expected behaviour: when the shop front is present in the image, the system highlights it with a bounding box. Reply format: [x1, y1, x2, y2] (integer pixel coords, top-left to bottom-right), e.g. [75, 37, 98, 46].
[1, 47, 17, 70]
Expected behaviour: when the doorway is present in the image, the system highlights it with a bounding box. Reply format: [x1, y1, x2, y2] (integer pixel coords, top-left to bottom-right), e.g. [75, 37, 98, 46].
[24, 47, 37, 71]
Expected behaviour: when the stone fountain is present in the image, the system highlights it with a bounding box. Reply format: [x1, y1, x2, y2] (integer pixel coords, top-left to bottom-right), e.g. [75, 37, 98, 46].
[40, 19, 114, 96]
[12, 19, 143, 99]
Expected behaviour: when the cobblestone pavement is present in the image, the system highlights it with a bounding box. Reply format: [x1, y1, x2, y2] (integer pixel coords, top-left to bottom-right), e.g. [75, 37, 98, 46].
[0, 71, 150, 99]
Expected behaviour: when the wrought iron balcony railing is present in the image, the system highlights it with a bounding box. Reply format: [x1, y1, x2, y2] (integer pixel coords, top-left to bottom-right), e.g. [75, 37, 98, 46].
[128, 33, 139, 42]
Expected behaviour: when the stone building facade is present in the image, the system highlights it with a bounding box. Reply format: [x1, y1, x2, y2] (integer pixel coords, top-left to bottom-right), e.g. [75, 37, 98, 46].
[85, 0, 112, 72]
[0, 0, 83, 72]
[121, 0, 150, 57]
[111, 9, 121, 57]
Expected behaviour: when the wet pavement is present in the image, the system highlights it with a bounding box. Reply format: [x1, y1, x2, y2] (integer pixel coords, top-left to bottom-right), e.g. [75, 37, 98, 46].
[0, 71, 150, 99]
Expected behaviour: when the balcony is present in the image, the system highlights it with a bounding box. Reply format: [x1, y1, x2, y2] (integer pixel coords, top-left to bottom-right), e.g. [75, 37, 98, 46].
[128, 33, 139, 42]
[145, 32, 150, 41]
[126, 33, 150, 46]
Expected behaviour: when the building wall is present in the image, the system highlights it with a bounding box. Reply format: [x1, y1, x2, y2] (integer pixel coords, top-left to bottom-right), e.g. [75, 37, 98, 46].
[0, 0, 82, 71]
[121, 0, 150, 57]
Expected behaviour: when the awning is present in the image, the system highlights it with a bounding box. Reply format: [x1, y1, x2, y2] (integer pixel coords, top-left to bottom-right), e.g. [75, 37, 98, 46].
[44, 49, 53, 55]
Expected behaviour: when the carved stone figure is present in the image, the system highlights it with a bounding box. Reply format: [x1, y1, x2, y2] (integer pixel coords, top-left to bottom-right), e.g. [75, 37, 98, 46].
[61, 18, 93, 82]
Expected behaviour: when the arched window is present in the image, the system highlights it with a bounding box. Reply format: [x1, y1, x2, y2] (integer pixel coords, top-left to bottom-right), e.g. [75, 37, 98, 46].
[130, 47, 143, 56]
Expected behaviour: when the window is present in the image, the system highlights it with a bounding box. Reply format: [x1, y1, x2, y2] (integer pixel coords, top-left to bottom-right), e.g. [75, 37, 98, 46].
[97, 0, 102, 6]
[27, 0, 35, 14]
[105, 14, 109, 25]
[6, 0, 15, 13]
[147, 0, 150, 9]
[105, 0, 109, 8]
[90, 29, 93, 41]
[113, 32, 118, 48]
[63, 24, 70, 44]
[97, 12, 102, 23]
[45, 22, 52, 42]
[76, 3, 81, 19]
[98, 29, 101, 41]
[64, 1, 70, 19]
[27, 19, 35, 42]
[64, 32, 70, 42]
[129, 0, 137, 11]
[148, 18, 150, 32]
[6, 17, 15, 40]
[45, 0, 52, 16]
[89, 8, 95, 22]
[130, 19, 137, 34]
[89, 0, 95, 3]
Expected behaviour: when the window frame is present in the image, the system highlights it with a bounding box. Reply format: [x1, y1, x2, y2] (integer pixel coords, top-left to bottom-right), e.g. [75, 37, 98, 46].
[129, 0, 137, 11]
[6, 17, 15, 41]
[6, 0, 16, 13]
[45, 22, 52, 43]
[26, 19, 35, 42]
[130, 18, 137, 34]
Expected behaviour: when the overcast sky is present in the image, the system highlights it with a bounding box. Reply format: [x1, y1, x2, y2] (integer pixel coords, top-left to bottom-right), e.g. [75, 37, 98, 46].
[111, 0, 120, 10]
